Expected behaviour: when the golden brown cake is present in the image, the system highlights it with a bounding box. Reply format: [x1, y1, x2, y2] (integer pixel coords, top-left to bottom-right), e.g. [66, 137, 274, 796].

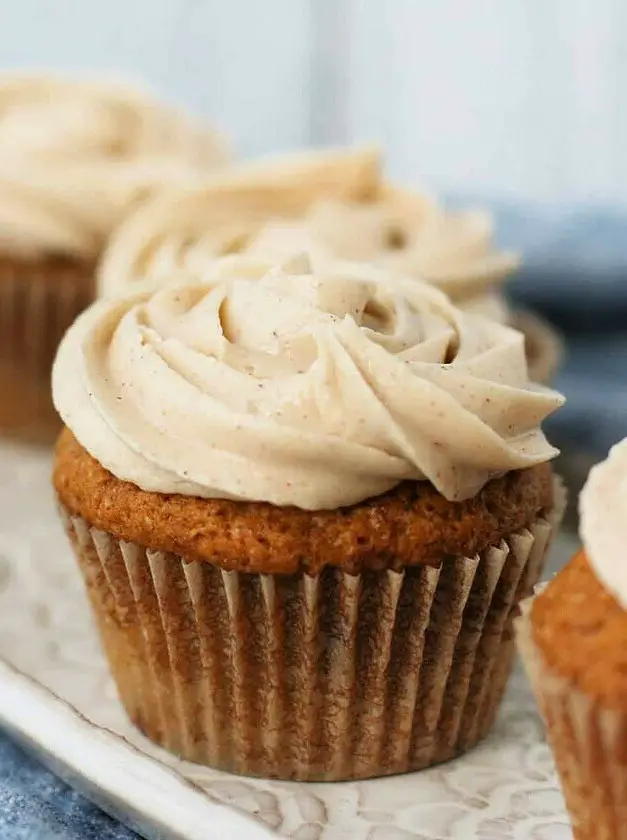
[516, 439, 627, 840]
[98, 146, 561, 383]
[53, 253, 565, 780]
[0, 73, 227, 442]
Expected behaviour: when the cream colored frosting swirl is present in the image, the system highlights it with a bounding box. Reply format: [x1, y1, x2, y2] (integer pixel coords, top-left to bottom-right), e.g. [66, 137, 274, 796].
[97, 148, 517, 315]
[0, 75, 227, 258]
[246, 191, 518, 317]
[97, 146, 380, 295]
[55, 253, 562, 510]
[579, 439, 627, 609]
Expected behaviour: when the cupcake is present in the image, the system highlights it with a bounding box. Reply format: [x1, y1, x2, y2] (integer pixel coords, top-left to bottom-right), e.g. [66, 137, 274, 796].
[0, 73, 227, 442]
[97, 146, 381, 295]
[53, 253, 565, 781]
[98, 146, 561, 383]
[517, 439, 627, 839]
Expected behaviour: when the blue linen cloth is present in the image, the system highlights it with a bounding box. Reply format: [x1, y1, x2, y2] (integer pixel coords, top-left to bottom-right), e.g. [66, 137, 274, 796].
[495, 203, 627, 460]
[1, 204, 626, 838]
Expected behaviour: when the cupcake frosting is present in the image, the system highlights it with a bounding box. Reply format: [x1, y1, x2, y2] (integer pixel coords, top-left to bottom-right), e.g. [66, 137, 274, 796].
[97, 146, 381, 296]
[97, 148, 517, 315]
[54, 253, 563, 510]
[246, 191, 518, 317]
[579, 439, 627, 610]
[0, 75, 227, 258]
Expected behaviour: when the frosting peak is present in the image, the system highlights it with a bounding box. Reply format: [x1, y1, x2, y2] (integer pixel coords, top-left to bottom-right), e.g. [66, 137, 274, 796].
[579, 439, 627, 609]
[55, 254, 563, 509]
[0, 75, 227, 258]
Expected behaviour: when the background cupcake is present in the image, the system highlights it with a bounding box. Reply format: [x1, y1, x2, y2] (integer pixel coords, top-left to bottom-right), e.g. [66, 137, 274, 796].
[516, 439, 627, 840]
[97, 146, 381, 295]
[98, 146, 561, 383]
[53, 252, 564, 781]
[0, 73, 228, 443]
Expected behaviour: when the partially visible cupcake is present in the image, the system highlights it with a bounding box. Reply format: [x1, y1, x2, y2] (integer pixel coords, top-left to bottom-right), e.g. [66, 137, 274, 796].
[0, 73, 227, 442]
[516, 439, 627, 839]
[98, 147, 561, 383]
[54, 252, 565, 780]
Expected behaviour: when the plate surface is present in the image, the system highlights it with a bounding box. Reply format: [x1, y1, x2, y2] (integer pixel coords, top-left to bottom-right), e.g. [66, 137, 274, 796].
[0, 440, 576, 839]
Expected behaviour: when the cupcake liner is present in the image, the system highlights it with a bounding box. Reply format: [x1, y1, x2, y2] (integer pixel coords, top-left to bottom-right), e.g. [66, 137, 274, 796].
[0, 258, 93, 443]
[517, 595, 627, 839]
[511, 308, 563, 385]
[59, 479, 564, 782]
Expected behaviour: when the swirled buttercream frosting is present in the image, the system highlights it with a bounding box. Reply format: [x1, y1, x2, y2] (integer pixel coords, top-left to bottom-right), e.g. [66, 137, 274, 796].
[98, 146, 381, 295]
[247, 190, 518, 313]
[0, 74, 227, 258]
[97, 148, 517, 315]
[54, 254, 563, 510]
[579, 439, 627, 610]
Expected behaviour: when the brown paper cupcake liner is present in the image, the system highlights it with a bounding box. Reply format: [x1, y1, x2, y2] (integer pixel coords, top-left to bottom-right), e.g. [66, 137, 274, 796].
[0, 258, 93, 443]
[511, 308, 563, 385]
[517, 595, 627, 840]
[60, 479, 564, 782]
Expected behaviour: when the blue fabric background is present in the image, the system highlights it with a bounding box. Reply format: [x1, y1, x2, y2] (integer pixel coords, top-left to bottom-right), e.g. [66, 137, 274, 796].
[498, 204, 627, 460]
[0, 736, 136, 839]
[1, 205, 625, 838]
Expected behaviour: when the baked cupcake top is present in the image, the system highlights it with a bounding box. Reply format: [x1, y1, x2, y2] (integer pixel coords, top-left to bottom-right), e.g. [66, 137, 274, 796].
[54, 253, 563, 510]
[97, 147, 518, 318]
[0, 74, 227, 259]
[579, 438, 627, 609]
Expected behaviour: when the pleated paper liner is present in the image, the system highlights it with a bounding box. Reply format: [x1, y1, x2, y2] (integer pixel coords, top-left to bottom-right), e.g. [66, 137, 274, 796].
[0, 256, 94, 444]
[517, 595, 627, 840]
[511, 308, 563, 386]
[59, 479, 565, 782]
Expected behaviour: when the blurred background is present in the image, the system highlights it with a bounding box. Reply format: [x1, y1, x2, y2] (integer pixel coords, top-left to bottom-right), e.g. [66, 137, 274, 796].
[1, 0, 626, 201]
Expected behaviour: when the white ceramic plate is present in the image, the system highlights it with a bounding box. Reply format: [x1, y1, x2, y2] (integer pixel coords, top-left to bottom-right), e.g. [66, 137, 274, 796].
[0, 440, 576, 839]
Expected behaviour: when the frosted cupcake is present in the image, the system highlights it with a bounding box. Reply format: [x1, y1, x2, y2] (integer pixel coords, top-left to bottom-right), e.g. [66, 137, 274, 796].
[98, 146, 560, 382]
[54, 253, 565, 780]
[517, 439, 627, 840]
[0, 73, 227, 442]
